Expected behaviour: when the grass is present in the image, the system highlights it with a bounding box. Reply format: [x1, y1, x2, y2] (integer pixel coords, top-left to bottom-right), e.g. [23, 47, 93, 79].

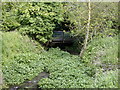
[94, 70, 118, 88]
[1, 31, 96, 88]
[82, 36, 118, 68]
[1, 31, 118, 88]
[82, 36, 118, 88]
[0, 32, 3, 89]
[2, 31, 44, 64]
[1, 31, 44, 87]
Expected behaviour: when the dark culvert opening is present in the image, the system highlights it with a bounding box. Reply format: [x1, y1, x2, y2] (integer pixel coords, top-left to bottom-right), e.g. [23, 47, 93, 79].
[43, 17, 84, 55]
[45, 35, 83, 55]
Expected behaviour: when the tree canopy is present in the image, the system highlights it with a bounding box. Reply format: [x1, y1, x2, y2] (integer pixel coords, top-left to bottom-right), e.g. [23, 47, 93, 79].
[2, 2, 118, 43]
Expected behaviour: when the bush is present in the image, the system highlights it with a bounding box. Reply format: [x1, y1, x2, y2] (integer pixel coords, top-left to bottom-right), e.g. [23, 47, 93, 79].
[2, 2, 65, 43]
[2, 47, 118, 88]
[81, 36, 118, 88]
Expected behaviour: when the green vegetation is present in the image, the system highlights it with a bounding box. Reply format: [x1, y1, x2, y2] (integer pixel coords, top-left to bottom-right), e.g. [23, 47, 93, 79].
[1, 31, 118, 88]
[38, 36, 118, 88]
[0, 32, 2, 89]
[82, 36, 118, 67]
[3, 53, 44, 85]
[1, 2, 118, 89]
[2, 2, 71, 43]
[38, 48, 95, 88]
[1, 31, 44, 87]
[3, 47, 95, 87]
[81, 36, 118, 88]
[1, 32, 95, 87]
[2, 31, 43, 63]
[95, 70, 118, 88]
[65, 2, 118, 37]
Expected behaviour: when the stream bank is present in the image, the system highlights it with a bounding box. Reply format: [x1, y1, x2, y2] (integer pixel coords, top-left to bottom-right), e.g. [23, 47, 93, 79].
[9, 72, 49, 90]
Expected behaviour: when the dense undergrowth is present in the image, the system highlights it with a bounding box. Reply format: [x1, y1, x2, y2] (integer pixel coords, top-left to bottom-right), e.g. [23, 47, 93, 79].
[2, 31, 43, 63]
[82, 36, 118, 70]
[1, 31, 44, 87]
[38, 36, 118, 88]
[81, 36, 118, 88]
[1, 2, 118, 89]
[1, 32, 118, 88]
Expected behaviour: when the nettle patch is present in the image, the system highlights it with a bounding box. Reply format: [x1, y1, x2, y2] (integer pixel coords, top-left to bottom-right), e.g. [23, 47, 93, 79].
[3, 53, 45, 85]
[2, 47, 118, 88]
[3, 48, 96, 88]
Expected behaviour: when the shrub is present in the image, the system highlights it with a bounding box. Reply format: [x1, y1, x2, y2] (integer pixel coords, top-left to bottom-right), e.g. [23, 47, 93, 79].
[2, 2, 65, 43]
[2, 47, 118, 88]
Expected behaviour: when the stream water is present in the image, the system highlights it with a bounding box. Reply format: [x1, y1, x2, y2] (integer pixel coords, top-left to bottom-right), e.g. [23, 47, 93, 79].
[9, 72, 49, 90]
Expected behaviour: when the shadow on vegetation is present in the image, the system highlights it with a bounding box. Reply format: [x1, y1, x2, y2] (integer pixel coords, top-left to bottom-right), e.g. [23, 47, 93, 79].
[9, 72, 49, 90]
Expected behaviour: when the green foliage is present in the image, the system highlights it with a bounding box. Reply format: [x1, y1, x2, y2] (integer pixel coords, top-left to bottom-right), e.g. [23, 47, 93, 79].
[2, 3, 20, 31]
[2, 31, 44, 85]
[0, 32, 2, 89]
[82, 36, 118, 65]
[37, 48, 96, 88]
[2, 41, 118, 88]
[95, 70, 118, 88]
[1, 2, 119, 88]
[3, 53, 44, 85]
[2, 2, 118, 45]
[3, 47, 96, 87]
[2, 31, 43, 64]
[64, 2, 118, 39]
[81, 36, 118, 88]
[41, 36, 118, 88]
[89, 2, 118, 37]
[2, 2, 64, 43]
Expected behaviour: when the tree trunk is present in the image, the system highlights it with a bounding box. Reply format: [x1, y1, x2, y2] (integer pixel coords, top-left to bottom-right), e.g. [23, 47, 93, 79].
[80, 0, 91, 57]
